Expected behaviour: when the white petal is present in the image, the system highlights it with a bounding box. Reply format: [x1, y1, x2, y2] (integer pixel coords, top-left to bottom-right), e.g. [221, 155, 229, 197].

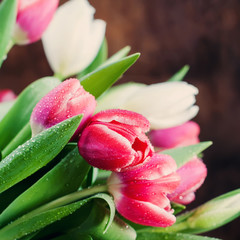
[122, 81, 198, 116]
[96, 83, 145, 112]
[149, 105, 199, 129]
[42, 0, 106, 78]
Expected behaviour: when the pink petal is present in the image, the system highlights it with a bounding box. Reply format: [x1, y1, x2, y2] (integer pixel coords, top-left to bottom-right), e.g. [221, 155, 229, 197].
[30, 78, 96, 137]
[91, 109, 150, 133]
[114, 194, 176, 227]
[78, 124, 137, 171]
[16, 0, 59, 44]
[149, 121, 200, 149]
[120, 154, 178, 180]
[168, 158, 207, 204]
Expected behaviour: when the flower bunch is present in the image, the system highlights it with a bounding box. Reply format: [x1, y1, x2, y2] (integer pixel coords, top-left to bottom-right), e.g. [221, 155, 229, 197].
[0, 0, 239, 240]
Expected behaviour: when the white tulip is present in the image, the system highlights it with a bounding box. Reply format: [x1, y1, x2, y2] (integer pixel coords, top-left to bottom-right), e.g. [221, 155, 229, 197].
[42, 0, 106, 78]
[96, 81, 199, 129]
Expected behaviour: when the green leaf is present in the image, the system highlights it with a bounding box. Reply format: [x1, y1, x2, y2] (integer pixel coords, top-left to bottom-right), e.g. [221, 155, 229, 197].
[2, 123, 31, 158]
[0, 115, 82, 194]
[0, 0, 17, 66]
[49, 201, 136, 240]
[0, 100, 15, 121]
[0, 193, 113, 240]
[0, 77, 60, 150]
[77, 38, 108, 78]
[80, 53, 140, 98]
[0, 147, 90, 227]
[162, 141, 212, 168]
[102, 45, 131, 66]
[136, 232, 220, 240]
[171, 202, 186, 215]
[168, 65, 190, 82]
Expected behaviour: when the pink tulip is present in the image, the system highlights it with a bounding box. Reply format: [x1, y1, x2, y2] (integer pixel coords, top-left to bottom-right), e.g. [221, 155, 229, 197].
[30, 78, 96, 138]
[13, 0, 59, 45]
[0, 89, 16, 102]
[149, 121, 200, 149]
[78, 109, 153, 172]
[108, 154, 180, 227]
[168, 158, 207, 205]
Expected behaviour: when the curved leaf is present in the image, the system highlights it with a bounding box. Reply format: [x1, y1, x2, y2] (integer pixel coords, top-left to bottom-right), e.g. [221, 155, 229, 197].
[0, 147, 90, 227]
[0, 115, 82, 194]
[80, 53, 140, 98]
[0, 193, 113, 240]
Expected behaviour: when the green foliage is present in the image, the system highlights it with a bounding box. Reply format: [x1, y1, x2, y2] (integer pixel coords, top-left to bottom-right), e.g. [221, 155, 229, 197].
[0, 115, 82, 194]
[168, 65, 190, 82]
[80, 53, 140, 98]
[162, 141, 212, 168]
[0, 147, 90, 227]
[0, 77, 60, 150]
[0, 193, 114, 240]
[0, 0, 17, 66]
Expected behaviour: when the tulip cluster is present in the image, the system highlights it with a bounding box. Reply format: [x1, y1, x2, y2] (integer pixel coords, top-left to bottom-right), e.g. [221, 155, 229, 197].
[29, 78, 182, 227]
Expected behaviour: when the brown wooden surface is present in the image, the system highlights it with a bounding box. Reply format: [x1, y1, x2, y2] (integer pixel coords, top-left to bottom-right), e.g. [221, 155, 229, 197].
[0, 1, 240, 238]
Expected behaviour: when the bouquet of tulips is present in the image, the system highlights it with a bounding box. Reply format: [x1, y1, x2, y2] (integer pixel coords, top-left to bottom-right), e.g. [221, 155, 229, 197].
[0, 0, 239, 239]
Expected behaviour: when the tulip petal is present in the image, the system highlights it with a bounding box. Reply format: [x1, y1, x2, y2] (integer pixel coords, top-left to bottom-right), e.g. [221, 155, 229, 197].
[79, 124, 137, 171]
[91, 109, 150, 133]
[168, 158, 207, 204]
[14, 0, 59, 44]
[149, 121, 200, 148]
[114, 194, 176, 227]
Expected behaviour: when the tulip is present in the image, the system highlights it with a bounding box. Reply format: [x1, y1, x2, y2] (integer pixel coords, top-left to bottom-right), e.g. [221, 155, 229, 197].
[42, 0, 106, 78]
[13, 0, 59, 45]
[30, 78, 96, 138]
[96, 81, 199, 130]
[168, 158, 207, 205]
[78, 109, 153, 172]
[0, 89, 16, 102]
[149, 121, 200, 149]
[107, 154, 180, 227]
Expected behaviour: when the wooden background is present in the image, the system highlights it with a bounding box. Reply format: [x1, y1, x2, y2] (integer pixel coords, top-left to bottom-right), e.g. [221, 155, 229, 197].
[0, 0, 240, 239]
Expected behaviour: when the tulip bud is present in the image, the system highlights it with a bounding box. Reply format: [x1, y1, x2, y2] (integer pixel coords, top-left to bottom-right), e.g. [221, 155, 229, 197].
[0, 89, 16, 102]
[149, 121, 200, 149]
[168, 158, 207, 205]
[78, 109, 153, 171]
[42, 0, 106, 78]
[30, 78, 96, 138]
[13, 0, 59, 45]
[186, 189, 240, 233]
[96, 82, 199, 129]
[107, 154, 180, 227]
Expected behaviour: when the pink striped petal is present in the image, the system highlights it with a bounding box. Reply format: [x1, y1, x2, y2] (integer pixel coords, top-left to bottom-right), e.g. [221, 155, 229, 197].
[30, 78, 96, 138]
[78, 109, 153, 171]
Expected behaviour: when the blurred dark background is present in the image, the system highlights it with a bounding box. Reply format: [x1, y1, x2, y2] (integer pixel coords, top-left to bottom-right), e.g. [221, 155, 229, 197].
[0, 0, 239, 239]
